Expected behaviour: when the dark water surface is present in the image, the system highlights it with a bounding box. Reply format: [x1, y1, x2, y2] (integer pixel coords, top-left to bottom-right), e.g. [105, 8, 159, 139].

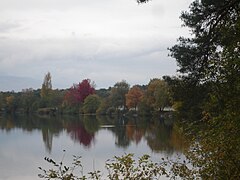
[0, 114, 186, 179]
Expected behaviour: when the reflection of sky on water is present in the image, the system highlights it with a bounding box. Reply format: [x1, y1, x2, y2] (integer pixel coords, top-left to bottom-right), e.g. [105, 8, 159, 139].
[0, 115, 186, 179]
[0, 130, 44, 180]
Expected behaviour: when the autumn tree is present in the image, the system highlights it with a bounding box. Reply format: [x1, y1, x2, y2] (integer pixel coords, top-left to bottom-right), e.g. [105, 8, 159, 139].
[125, 86, 143, 110]
[64, 79, 95, 106]
[41, 72, 52, 99]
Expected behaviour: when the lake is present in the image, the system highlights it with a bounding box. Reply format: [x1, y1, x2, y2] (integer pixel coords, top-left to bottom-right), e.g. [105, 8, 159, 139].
[0, 113, 186, 179]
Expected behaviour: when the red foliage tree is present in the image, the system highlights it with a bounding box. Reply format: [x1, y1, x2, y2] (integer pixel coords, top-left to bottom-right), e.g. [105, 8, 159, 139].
[64, 79, 95, 106]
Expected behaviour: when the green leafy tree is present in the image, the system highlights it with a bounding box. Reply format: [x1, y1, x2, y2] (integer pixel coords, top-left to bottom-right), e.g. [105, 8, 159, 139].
[145, 79, 170, 112]
[48, 89, 65, 108]
[82, 94, 101, 114]
[96, 88, 111, 99]
[96, 98, 112, 115]
[169, 0, 240, 116]
[137, 97, 153, 116]
[110, 80, 129, 111]
[163, 76, 208, 120]
[170, 0, 240, 83]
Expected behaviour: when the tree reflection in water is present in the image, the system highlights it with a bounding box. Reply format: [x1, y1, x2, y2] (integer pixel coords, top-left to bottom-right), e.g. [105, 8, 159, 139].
[42, 128, 53, 153]
[0, 113, 187, 154]
[66, 122, 95, 148]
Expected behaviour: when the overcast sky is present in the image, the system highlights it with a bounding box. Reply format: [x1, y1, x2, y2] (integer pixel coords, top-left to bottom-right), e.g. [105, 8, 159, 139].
[0, 0, 193, 91]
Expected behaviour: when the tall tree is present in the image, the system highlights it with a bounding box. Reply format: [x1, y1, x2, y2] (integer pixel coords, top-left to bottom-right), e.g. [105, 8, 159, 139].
[41, 72, 52, 99]
[169, 0, 240, 96]
[169, 0, 240, 114]
[167, 0, 240, 118]
[168, 0, 240, 178]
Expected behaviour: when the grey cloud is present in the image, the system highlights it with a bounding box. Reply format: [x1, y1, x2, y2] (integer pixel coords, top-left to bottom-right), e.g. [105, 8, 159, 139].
[0, 21, 20, 33]
[0, 35, 172, 64]
[0, 36, 176, 90]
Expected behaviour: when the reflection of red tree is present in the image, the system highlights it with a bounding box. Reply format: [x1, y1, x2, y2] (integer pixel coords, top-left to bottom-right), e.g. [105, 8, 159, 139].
[67, 124, 95, 147]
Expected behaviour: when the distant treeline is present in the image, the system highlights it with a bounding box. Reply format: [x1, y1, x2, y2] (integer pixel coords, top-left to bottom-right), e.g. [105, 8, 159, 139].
[0, 73, 176, 116]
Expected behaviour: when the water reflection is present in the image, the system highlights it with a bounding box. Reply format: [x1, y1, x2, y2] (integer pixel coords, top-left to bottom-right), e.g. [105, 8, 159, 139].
[66, 120, 95, 148]
[42, 128, 53, 153]
[0, 113, 186, 154]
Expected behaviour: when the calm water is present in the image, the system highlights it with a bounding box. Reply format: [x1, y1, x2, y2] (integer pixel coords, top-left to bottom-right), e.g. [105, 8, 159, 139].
[0, 114, 186, 179]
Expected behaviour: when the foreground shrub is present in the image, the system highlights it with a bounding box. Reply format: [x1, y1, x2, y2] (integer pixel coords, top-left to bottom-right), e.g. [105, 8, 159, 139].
[39, 153, 166, 179]
[38, 151, 199, 180]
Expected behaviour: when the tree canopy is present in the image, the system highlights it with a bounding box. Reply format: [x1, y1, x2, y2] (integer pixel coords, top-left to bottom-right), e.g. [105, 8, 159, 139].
[170, 0, 240, 83]
[110, 80, 130, 110]
[64, 79, 95, 106]
[167, 0, 240, 178]
[125, 86, 143, 110]
[145, 79, 170, 112]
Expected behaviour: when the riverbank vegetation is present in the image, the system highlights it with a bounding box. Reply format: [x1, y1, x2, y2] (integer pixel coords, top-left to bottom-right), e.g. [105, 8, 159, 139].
[0, 74, 172, 116]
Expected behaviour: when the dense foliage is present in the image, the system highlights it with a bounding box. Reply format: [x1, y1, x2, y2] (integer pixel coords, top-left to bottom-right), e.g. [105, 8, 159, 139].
[167, 0, 240, 178]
